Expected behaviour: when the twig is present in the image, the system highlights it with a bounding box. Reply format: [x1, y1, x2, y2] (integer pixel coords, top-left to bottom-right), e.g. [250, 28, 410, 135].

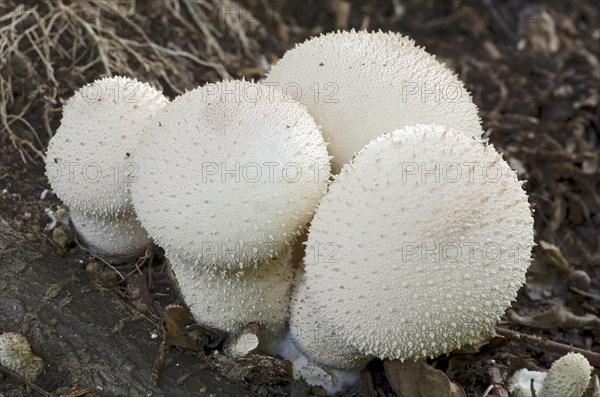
[481, 384, 494, 397]
[570, 286, 600, 301]
[0, 363, 56, 397]
[479, 0, 519, 41]
[495, 326, 600, 367]
[146, 331, 167, 397]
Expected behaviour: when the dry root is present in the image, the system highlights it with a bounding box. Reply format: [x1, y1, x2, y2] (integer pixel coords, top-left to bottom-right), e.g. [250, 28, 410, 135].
[0, 0, 258, 163]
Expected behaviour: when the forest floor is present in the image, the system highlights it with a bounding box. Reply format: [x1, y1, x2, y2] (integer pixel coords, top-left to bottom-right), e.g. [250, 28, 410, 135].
[0, 0, 598, 396]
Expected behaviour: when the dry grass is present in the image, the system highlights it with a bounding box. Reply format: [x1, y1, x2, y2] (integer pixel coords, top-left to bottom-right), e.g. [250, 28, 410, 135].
[0, 0, 260, 163]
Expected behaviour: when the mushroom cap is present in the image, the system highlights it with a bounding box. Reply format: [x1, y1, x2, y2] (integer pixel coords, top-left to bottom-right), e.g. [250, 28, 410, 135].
[264, 30, 482, 169]
[170, 246, 295, 345]
[69, 208, 151, 263]
[541, 353, 592, 397]
[45, 76, 168, 216]
[301, 124, 534, 362]
[131, 80, 330, 269]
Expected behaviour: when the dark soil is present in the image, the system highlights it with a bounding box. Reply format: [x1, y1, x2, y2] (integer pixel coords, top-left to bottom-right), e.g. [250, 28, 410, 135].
[0, 1, 598, 396]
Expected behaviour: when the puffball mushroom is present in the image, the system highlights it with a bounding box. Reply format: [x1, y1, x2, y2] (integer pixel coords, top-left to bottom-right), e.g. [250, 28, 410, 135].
[170, 247, 295, 348]
[264, 30, 482, 169]
[290, 124, 534, 369]
[131, 80, 330, 269]
[45, 76, 168, 261]
[541, 353, 593, 397]
[508, 353, 593, 397]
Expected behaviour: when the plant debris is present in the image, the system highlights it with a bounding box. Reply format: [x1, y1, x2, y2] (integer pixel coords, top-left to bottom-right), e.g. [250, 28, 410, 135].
[0, 0, 598, 396]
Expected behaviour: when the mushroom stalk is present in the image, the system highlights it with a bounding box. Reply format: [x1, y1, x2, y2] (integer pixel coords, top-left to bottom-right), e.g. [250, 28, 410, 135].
[169, 246, 296, 350]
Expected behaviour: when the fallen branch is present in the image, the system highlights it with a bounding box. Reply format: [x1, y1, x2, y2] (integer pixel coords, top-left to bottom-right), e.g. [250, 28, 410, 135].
[0, 363, 56, 397]
[495, 326, 600, 367]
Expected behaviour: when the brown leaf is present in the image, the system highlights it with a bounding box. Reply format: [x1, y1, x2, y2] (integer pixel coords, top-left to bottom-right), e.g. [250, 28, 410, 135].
[127, 274, 153, 313]
[360, 368, 378, 397]
[418, 364, 466, 397]
[538, 240, 573, 273]
[508, 304, 600, 332]
[384, 360, 420, 397]
[164, 304, 203, 351]
[384, 360, 465, 397]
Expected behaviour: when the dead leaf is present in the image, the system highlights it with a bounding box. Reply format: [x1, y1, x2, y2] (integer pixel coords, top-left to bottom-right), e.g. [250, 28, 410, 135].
[539, 240, 573, 272]
[521, 9, 560, 56]
[127, 274, 153, 313]
[508, 304, 600, 332]
[418, 364, 465, 397]
[360, 368, 378, 397]
[164, 304, 203, 351]
[384, 360, 465, 397]
[44, 283, 62, 299]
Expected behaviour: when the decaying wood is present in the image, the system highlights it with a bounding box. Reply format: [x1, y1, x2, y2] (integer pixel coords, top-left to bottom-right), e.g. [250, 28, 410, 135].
[0, 217, 257, 397]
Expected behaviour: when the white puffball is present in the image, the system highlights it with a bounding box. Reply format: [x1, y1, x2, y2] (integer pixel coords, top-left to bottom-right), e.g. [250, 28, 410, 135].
[541, 353, 592, 397]
[265, 30, 482, 169]
[46, 76, 169, 216]
[295, 124, 534, 366]
[131, 80, 330, 269]
[45, 76, 168, 261]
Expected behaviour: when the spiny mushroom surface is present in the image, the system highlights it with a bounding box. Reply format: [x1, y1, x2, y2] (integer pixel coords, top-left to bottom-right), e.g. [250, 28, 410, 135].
[69, 210, 151, 260]
[288, 277, 372, 370]
[45, 76, 168, 260]
[292, 124, 534, 368]
[541, 352, 592, 397]
[46, 76, 168, 216]
[131, 80, 330, 269]
[170, 247, 295, 347]
[264, 30, 481, 169]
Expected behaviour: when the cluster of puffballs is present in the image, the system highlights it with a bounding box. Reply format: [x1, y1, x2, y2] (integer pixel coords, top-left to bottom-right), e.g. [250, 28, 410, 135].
[44, 30, 589, 395]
